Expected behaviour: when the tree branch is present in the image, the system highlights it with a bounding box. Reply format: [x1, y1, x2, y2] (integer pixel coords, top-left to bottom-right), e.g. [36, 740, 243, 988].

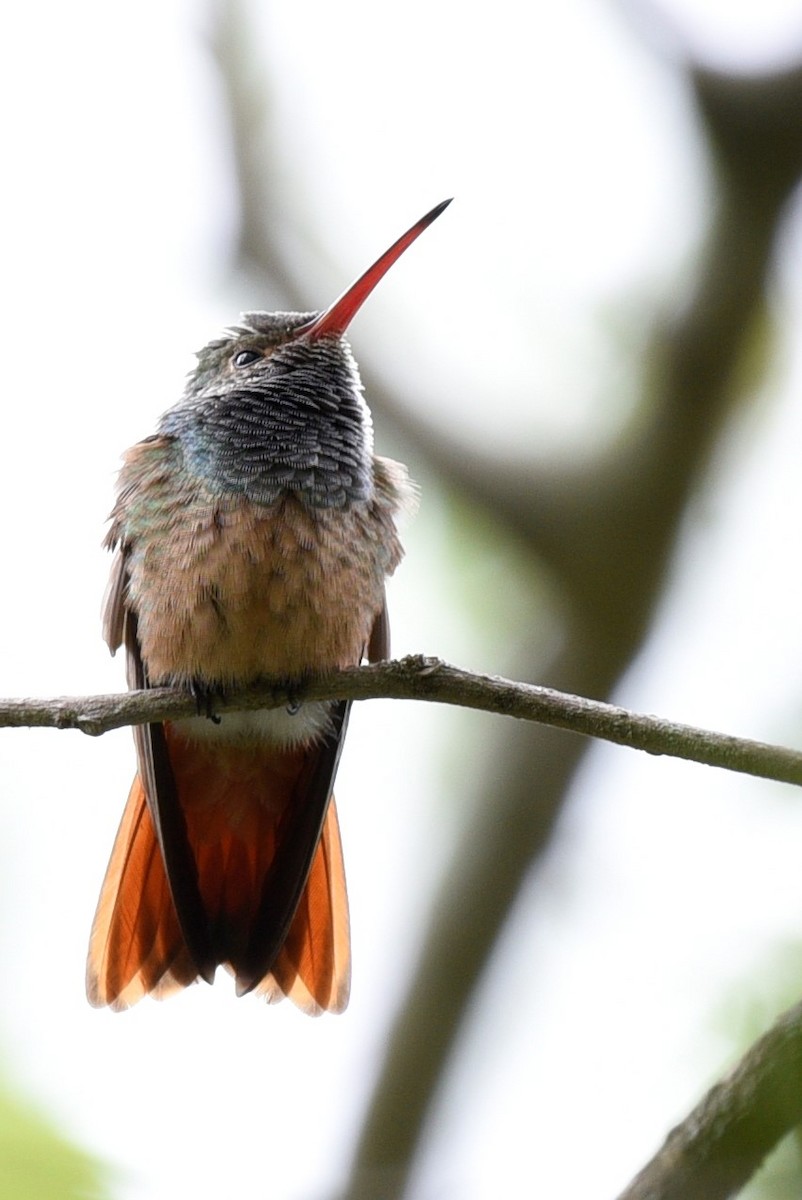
[617, 996, 802, 1200]
[2, 655, 801, 788]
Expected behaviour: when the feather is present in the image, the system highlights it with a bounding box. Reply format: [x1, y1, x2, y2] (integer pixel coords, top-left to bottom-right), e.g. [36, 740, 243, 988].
[101, 549, 127, 654]
[124, 609, 216, 983]
[87, 710, 352, 1011]
[235, 702, 349, 996]
[264, 800, 351, 1013]
[86, 776, 198, 1009]
[367, 590, 390, 662]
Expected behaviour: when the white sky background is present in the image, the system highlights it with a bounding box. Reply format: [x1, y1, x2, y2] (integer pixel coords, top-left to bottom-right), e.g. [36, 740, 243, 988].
[2, 1, 802, 1198]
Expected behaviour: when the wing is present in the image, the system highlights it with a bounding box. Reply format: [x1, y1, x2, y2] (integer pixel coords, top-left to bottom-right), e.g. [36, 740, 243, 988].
[103, 546, 216, 983]
[101, 547, 128, 654]
[124, 611, 217, 983]
[367, 588, 391, 662]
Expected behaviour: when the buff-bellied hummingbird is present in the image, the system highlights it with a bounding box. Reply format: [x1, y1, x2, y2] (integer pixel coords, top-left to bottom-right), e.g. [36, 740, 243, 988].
[86, 199, 451, 1013]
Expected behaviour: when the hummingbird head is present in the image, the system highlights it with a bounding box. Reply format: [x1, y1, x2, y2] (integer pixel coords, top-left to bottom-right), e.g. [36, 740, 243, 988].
[161, 199, 451, 509]
[164, 313, 372, 508]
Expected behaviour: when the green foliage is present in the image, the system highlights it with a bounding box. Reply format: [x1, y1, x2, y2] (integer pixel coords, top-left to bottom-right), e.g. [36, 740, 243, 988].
[0, 1079, 105, 1200]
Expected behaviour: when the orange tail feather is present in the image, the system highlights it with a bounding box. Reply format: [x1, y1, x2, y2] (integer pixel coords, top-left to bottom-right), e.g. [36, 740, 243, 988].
[264, 797, 350, 1014]
[86, 776, 197, 1009]
[87, 732, 350, 1013]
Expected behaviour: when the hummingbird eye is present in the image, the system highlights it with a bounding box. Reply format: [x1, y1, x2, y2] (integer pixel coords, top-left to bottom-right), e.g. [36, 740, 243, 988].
[232, 349, 262, 369]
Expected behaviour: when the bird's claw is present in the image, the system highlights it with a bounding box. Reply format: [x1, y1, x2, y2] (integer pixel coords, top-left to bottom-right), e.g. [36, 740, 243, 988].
[190, 679, 224, 724]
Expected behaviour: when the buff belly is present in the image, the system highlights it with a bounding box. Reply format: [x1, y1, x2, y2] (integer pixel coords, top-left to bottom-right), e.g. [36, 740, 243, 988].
[127, 492, 392, 688]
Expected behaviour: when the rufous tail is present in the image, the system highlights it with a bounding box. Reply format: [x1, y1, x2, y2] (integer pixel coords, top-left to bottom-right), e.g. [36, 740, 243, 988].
[86, 736, 350, 1014]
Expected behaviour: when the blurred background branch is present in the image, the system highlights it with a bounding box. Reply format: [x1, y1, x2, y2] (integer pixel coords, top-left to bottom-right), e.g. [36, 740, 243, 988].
[618, 992, 802, 1200]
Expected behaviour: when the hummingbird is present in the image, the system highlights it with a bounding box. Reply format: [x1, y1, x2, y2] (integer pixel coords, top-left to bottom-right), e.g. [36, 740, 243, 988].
[86, 199, 450, 1014]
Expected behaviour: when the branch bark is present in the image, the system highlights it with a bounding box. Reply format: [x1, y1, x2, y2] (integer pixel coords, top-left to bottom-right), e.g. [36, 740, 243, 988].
[2, 656, 802, 787]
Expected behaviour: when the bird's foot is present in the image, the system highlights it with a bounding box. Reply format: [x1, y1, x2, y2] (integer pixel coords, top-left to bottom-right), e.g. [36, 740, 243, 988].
[190, 679, 224, 724]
